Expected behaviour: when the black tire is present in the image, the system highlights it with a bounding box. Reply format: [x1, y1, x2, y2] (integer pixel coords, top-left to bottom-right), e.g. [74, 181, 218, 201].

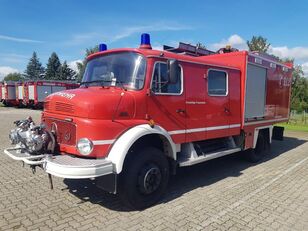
[246, 133, 269, 163]
[118, 147, 169, 210]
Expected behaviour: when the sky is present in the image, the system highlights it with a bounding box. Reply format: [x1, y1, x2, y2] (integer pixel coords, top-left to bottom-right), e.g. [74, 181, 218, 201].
[1, 0, 308, 80]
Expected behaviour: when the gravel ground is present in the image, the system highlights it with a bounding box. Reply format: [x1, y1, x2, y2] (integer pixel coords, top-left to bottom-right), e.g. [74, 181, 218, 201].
[0, 107, 307, 231]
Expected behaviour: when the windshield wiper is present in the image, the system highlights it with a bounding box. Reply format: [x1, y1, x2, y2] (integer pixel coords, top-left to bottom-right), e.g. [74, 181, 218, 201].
[115, 80, 127, 91]
[80, 80, 107, 86]
[80, 79, 127, 91]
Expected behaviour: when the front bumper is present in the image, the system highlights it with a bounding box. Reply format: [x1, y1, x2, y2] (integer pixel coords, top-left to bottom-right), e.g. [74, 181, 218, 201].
[4, 147, 114, 179]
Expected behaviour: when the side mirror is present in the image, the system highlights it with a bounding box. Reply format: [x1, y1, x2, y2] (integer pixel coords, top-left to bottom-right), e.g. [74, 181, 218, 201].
[167, 59, 179, 84]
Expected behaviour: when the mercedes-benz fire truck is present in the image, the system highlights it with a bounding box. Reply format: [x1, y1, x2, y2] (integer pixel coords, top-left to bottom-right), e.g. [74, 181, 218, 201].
[4, 34, 292, 209]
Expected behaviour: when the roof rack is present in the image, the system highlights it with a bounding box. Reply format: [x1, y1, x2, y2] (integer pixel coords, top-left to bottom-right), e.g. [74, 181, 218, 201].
[163, 42, 215, 57]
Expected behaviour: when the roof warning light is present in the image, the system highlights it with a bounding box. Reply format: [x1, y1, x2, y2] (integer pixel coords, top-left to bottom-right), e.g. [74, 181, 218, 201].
[139, 33, 152, 49]
[99, 43, 107, 52]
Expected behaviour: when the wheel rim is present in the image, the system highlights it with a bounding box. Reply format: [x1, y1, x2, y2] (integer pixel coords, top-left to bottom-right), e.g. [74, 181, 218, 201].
[138, 164, 162, 195]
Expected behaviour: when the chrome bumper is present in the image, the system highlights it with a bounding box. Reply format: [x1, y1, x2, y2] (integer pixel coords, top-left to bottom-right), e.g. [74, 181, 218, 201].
[4, 147, 114, 179]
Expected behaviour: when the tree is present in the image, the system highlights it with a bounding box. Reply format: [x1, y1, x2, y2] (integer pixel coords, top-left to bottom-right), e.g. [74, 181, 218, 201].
[3, 72, 23, 81]
[290, 65, 308, 112]
[247, 36, 270, 53]
[24, 52, 45, 79]
[76, 45, 99, 81]
[59, 61, 76, 80]
[45, 52, 61, 80]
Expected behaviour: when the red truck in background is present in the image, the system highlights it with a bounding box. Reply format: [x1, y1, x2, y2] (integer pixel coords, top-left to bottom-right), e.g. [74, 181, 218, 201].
[1, 81, 18, 106]
[4, 34, 292, 209]
[0, 82, 2, 102]
[23, 81, 79, 108]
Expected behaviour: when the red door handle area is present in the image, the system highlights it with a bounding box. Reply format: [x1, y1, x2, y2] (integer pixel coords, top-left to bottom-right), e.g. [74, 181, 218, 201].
[176, 109, 186, 114]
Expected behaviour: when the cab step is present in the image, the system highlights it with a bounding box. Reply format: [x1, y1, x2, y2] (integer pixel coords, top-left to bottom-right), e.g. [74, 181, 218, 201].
[177, 136, 241, 167]
[178, 146, 241, 167]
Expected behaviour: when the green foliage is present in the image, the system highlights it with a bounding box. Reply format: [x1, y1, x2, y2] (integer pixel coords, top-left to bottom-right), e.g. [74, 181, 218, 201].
[3, 72, 23, 81]
[247, 36, 270, 53]
[76, 45, 99, 81]
[290, 65, 308, 112]
[277, 123, 308, 132]
[59, 61, 76, 80]
[24, 52, 45, 79]
[247, 35, 307, 112]
[45, 52, 61, 80]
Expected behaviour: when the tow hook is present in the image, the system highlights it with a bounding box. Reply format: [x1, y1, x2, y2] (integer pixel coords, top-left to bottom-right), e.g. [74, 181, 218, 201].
[48, 174, 54, 190]
[29, 164, 53, 190]
[31, 165, 36, 174]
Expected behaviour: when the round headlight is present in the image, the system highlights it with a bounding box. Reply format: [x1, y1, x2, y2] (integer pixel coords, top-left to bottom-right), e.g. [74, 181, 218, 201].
[77, 138, 93, 156]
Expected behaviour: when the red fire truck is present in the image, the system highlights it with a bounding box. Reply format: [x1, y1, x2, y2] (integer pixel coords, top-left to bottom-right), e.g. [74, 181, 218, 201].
[0, 82, 3, 103]
[15, 82, 25, 107]
[4, 34, 292, 209]
[1, 81, 18, 106]
[23, 80, 79, 108]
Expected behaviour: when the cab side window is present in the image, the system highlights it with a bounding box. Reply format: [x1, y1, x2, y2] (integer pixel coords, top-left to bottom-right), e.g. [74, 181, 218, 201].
[208, 70, 227, 96]
[151, 62, 182, 94]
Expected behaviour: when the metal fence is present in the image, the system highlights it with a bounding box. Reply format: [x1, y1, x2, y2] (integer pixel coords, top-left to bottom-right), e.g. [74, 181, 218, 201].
[289, 110, 308, 125]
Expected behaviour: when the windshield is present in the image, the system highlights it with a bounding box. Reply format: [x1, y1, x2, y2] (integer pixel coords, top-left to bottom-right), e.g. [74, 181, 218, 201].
[82, 52, 146, 90]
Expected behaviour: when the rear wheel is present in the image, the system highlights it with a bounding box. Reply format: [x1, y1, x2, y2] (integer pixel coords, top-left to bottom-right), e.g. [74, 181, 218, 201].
[246, 132, 269, 163]
[118, 147, 169, 210]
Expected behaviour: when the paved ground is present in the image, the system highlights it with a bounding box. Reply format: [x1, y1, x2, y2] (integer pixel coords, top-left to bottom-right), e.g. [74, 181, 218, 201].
[0, 107, 307, 231]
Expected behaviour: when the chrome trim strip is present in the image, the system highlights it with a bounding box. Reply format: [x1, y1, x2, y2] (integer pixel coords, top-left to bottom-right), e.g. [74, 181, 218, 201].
[244, 118, 288, 126]
[168, 124, 241, 135]
[92, 139, 116, 145]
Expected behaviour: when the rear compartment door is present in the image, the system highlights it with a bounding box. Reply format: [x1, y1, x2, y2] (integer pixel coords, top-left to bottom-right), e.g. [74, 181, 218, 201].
[37, 85, 52, 102]
[28, 85, 35, 100]
[245, 64, 267, 119]
[7, 86, 16, 100]
[18, 86, 23, 100]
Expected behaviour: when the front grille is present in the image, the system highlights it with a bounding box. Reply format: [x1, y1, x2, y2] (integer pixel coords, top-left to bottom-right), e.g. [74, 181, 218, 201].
[44, 118, 76, 146]
[55, 102, 74, 114]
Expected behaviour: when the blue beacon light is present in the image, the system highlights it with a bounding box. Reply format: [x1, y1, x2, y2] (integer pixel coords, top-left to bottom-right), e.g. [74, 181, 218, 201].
[99, 43, 107, 52]
[140, 33, 152, 49]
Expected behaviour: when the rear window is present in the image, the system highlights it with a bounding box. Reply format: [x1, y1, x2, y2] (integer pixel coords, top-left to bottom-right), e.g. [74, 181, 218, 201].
[208, 70, 227, 96]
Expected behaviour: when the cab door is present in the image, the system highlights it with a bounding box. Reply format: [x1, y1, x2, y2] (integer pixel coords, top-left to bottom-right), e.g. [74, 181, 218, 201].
[204, 68, 230, 139]
[147, 60, 186, 144]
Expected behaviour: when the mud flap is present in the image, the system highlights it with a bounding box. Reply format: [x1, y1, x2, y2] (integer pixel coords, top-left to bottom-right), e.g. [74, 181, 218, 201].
[96, 173, 117, 194]
[272, 126, 284, 141]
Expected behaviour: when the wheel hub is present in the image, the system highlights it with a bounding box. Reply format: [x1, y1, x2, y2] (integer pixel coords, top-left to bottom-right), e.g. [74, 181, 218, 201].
[138, 164, 162, 194]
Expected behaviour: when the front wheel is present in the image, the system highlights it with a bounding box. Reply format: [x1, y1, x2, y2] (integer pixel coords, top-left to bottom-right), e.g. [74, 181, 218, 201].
[118, 147, 170, 210]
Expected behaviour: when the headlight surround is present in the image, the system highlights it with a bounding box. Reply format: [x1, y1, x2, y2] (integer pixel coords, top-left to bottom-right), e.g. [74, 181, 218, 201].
[77, 138, 93, 156]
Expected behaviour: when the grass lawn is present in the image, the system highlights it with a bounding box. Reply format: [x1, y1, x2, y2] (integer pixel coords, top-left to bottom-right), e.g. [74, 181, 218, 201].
[276, 122, 308, 132]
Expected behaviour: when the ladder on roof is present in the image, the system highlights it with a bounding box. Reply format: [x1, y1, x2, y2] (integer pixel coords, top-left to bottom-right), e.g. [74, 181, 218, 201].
[163, 42, 215, 57]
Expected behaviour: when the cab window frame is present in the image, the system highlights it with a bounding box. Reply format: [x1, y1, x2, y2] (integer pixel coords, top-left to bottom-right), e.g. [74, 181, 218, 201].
[207, 69, 228, 96]
[150, 61, 184, 96]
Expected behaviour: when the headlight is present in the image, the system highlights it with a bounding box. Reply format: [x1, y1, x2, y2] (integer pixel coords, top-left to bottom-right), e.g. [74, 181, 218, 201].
[77, 138, 93, 156]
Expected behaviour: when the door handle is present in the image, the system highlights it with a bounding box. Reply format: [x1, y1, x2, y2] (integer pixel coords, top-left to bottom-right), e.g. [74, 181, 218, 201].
[176, 109, 186, 114]
[224, 107, 230, 114]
